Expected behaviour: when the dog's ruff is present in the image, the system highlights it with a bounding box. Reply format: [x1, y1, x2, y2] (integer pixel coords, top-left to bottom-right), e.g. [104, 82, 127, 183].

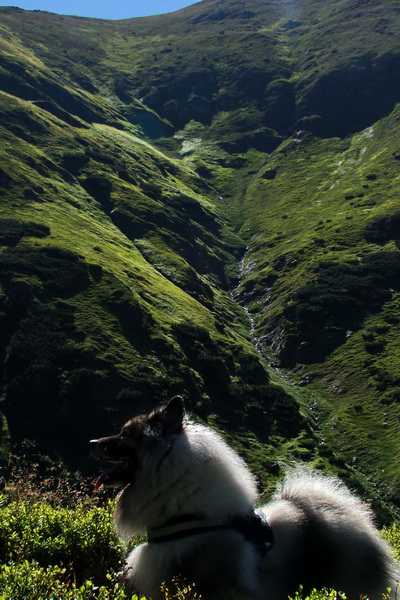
[91, 397, 400, 600]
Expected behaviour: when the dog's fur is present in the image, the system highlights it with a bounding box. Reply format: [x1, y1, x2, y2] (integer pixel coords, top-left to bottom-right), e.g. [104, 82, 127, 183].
[90, 396, 399, 600]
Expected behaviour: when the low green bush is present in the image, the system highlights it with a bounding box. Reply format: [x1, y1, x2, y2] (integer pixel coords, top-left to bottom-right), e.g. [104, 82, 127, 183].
[383, 521, 400, 562]
[0, 499, 121, 584]
[0, 561, 129, 600]
[0, 455, 123, 592]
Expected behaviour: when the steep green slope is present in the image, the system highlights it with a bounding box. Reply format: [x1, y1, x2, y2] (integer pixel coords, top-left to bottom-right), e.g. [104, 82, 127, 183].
[0, 88, 292, 468]
[0, 0, 399, 512]
[234, 110, 400, 502]
[0, 29, 304, 479]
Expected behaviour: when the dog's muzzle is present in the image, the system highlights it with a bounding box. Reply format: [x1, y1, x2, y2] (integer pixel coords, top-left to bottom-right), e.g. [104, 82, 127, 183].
[90, 437, 137, 491]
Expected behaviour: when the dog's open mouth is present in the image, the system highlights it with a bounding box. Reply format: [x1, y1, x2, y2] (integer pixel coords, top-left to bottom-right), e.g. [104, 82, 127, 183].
[90, 438, 137, 492]
[94, 460, 136, 491]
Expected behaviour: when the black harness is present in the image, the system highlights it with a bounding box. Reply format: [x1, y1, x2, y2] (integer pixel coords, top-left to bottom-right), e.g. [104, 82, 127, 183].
[147, 509, 274, 558]
[230, 509, 274, 557]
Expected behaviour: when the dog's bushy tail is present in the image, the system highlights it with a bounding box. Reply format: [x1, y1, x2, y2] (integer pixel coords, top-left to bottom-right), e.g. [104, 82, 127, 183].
[268, 468, 399, 600]
[272, 468, 373, 521]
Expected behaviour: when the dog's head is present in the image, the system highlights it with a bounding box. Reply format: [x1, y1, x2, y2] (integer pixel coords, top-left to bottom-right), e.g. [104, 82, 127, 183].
[90, 395, 185, 491]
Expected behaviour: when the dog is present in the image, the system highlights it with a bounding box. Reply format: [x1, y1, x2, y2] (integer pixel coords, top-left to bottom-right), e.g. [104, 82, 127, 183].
[90, 396, 399, 600]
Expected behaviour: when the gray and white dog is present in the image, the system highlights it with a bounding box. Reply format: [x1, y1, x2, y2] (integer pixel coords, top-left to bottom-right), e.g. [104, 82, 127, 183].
[90, 396, 399, 600]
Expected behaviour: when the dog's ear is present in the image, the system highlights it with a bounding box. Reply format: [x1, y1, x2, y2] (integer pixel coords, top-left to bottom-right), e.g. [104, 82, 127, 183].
[160, 395, 186, 435]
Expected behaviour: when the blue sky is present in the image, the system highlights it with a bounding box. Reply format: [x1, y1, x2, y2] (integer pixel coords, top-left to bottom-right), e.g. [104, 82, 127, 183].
[0, 0, 202, 19]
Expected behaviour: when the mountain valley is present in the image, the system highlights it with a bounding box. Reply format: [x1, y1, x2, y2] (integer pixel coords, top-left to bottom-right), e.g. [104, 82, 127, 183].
[0, 0, 399, 518]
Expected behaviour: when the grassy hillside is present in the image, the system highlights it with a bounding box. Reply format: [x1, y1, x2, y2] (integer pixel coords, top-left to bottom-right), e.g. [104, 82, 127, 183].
[0, 0, 399, 512]
[0, 84, 295, 473]
[235, 111, 400, 502]
[0, 4, 306, 480]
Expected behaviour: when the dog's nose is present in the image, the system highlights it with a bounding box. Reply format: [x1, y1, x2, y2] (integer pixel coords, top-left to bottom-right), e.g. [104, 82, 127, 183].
[89, 439, 102, 458]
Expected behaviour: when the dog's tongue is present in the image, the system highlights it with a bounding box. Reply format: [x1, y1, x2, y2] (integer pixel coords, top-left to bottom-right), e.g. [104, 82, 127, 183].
[94, 472, 107, 492]
[94, 467, 116, 492]
[94, 463, 128, 492]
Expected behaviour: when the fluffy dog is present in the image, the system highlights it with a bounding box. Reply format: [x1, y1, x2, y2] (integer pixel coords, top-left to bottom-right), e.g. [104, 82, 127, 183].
[90, 396, 399, 600]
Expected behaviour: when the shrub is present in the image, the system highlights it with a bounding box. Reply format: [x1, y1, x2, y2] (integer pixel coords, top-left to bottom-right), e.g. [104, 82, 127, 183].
[0, 245, 89, 294]
[61, 150, 90, 172]
[364, 212, 400, 245]
[0, 499, 122, 584]
[382, 521, 400, 562]
[290, 589, 347, 600]
[0, 456, 123, 587]
[0, 561, 129, 600]
[0, 218, 50, 246]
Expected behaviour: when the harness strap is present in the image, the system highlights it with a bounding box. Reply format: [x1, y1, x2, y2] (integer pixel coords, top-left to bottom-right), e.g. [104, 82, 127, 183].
[146, 510, 274, 557]
[147, 518, 228, 543]
[231, 509, 274, 557]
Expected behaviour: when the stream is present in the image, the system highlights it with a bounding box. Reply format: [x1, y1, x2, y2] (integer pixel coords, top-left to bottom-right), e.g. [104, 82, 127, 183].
[231, 251, 295, 385]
